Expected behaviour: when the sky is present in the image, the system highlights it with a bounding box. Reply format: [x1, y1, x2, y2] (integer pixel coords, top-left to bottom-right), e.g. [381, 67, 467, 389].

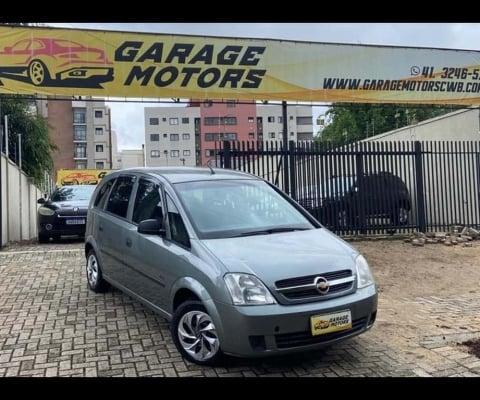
[46, 22, 480, 150]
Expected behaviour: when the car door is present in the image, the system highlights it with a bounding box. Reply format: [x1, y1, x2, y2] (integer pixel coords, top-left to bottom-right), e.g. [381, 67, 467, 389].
[96, 174, 136, 286]
[124, 182, 193, 312]
[120, 177, 169, 309]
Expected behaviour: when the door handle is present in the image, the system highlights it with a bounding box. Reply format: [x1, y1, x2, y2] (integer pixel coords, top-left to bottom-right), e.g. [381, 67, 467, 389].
[126, 238, 132, 247]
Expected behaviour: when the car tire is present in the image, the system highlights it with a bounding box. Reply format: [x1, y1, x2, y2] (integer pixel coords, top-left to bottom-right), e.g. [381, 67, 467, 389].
[171, 301, 224, 366]
[38, 233, 49, 244]
[28, 59, 51, 86]
[86, 249, 110, 293]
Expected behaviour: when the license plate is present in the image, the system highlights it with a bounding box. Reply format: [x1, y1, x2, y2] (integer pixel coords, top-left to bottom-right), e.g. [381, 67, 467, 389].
[66, 219, 85, 225]
[310, 310, 352, 336]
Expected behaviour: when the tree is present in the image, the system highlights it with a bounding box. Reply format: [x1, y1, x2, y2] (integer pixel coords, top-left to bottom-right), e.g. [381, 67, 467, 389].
[315, 103, 460, 146]
[1, 96, 57, 184]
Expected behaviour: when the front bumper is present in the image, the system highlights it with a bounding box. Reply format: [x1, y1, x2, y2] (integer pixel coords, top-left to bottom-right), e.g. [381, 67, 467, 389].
[38, 215, 87, 237]
[209, 284, 377, 358]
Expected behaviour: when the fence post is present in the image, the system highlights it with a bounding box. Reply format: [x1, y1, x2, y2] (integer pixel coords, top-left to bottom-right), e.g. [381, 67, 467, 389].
[289, 141, 297, 199]
[355, 143, 366, 234]
[223, 140, 231, 169]
[414, 141, 426, 233]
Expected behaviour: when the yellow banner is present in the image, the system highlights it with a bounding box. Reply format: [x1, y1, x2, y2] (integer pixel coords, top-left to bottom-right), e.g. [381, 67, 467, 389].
[56, 169, 112, 186]
[2, 25, 480, 104]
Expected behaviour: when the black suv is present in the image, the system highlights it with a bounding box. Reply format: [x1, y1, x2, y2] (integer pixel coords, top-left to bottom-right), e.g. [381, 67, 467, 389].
[298, 172, 412, 230]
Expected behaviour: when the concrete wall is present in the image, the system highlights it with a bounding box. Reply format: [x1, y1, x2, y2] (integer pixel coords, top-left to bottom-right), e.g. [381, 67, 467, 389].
[1, 153, 45, 247]
[363, 108, 480, 142]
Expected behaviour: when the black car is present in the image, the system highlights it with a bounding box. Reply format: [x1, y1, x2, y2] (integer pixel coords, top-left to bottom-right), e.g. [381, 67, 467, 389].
[37, 185, 96, 243]
[298, 172, 412, 230]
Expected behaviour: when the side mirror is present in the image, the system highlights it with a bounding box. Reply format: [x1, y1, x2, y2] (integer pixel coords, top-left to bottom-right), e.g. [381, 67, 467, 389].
[37, 198, 46, 204]
[138, 219, 166, 236]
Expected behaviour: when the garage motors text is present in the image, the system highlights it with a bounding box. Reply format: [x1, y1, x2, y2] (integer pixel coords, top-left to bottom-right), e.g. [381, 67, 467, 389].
[115, 41, 266, 88]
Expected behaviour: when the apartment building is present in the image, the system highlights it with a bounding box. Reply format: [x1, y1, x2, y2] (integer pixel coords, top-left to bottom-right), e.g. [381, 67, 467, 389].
[144, 106, 201, 167]
[36, 96, 113, 180]
[256, 104, 314, 142]
[144, 100, 314, 166]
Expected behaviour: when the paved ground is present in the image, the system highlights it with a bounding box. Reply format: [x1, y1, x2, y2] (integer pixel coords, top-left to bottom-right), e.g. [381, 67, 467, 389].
[1, 238, 480, 377]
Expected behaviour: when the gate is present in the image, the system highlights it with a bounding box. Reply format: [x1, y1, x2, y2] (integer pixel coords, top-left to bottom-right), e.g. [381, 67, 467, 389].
[216, 140, 480, 236]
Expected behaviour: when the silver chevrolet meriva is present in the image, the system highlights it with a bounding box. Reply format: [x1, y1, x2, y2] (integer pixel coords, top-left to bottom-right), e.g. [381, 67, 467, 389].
[85, 167, 377, 365]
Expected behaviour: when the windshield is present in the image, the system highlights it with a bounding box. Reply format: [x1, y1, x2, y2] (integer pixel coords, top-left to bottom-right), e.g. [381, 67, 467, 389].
[175, 179, 315, 239]
[51, 185, 96, 202]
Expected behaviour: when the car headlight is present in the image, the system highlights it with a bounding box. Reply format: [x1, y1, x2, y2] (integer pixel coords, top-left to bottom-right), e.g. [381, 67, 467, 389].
[38, 206, 55, 216]
[355, 254, 375, 288]
[224, 273, 276, 305]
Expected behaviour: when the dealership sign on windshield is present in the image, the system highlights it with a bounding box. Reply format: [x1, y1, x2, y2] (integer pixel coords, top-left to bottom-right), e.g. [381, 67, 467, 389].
[1, 25, 480, 104]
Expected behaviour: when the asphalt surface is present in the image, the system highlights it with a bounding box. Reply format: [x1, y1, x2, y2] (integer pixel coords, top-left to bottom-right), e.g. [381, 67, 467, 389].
[1, 238, 480, 378]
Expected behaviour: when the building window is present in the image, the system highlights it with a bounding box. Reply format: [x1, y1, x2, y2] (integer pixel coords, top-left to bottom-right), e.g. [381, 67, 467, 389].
[182, 117, 190, 124]
[267, 116, 275, 123]
[183, 150, 191, 156]
[73, 125, 86, 141]
[163, 134, 168, 138]
[96, 162, 104, 169]
[204, 100, 212, 108]
[248, 116, 254, 123]
[76, 161, 87, 169]
[95, 128, 104, 136]
[205, 133, 237, 141]
[150, 134, 160, 141]
[151, 150, 161, 158]
[170, 134, 179, 141]
[269, 132, 276, 139]
[224, 116, 237, 125]
[290, 131, 295, 136]
[171, 150, 179, 157]
[96, 144, 104, 152]
[169, 117, 179, 125]
[150, 117, 159, 125]
[278, 116, 283, 123]
[204, 117, 217, 125]
[95, 110, 103, 118]
[226, 100, 236, 107]
[296, 116, 312, 125]
[182, 133, 190, 140]
[74, 144, 87, 158]
[249, 132, 255, 139]
[205, 149, 214, 157]
[73, 108, 86, 124]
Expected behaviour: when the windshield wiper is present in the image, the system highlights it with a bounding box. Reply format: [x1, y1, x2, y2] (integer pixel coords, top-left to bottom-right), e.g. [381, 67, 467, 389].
[238, 227, 309, 237]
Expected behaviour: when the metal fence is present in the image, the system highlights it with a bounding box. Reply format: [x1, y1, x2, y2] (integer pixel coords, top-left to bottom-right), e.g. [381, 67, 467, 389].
[215, 140, 480, 236]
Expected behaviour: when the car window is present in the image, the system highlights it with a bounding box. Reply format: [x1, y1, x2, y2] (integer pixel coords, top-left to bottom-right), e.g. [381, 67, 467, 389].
[105, 176, 135, 218]
[94, 179, 115, 209]
[132, 179, 163, 224]
[166, 193, 190, 248]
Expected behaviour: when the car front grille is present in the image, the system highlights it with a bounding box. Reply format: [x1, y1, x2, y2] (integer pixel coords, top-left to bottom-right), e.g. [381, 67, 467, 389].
[275, 270, 355, 302]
